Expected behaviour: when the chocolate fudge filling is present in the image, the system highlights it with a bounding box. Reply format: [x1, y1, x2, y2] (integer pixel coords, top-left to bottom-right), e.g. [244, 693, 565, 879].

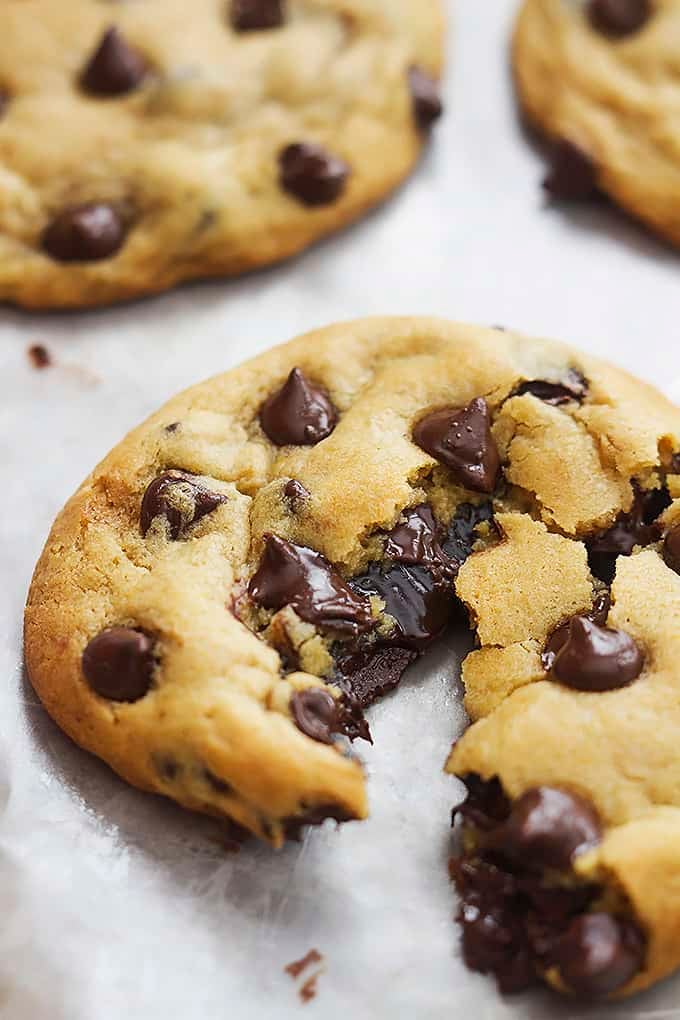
[450, 777, 646, 996]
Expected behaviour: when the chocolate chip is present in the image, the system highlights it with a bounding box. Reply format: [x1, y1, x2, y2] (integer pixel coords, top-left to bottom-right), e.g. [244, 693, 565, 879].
[408, 66, 443, 132]
[543, 140, 599, 201]
[230, 0, 284, 30]
[140, 471, 226, 540]
[492, 787, 602, 871]
[80, 27, 148, 96]
[248, 535, 373, 637]
[542, 591, 611, 670]
[42, 203, 126, 263]
[82, 626, 156, 701]
[283, 479, 310, 513]
[164, 422, 181, 433]
[27, 344, 51, 370]
[413, 398, 500, 494]
[588, 0, 652, 37]
[663, 525, 680, 574]
[551, 617, 644, 692]
[283, 802, 356, 842]
[514, 369, 588, 406]
[554, 913, 645, 997]
[290, 688, 343, 745]
[0, 89, 9, 119]
[278, 143, 349, 207]
[587, 486, 670, 584]
[153, 754, 180, 782]
[333, 646, 418, 708]
[260, 368, 338, 446]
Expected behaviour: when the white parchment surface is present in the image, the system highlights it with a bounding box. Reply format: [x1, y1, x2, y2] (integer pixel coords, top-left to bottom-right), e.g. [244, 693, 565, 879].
[1, 3, 680, 1017]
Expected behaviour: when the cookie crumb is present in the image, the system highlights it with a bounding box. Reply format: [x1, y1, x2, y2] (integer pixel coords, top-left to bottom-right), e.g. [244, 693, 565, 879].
[299, 971, 322, 1003]
[27, 344, 51, 369]
[285, 948, 323, 980]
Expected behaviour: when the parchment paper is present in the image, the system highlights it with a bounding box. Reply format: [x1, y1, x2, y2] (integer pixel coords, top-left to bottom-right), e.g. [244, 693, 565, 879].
[2, 2, 680, 1017]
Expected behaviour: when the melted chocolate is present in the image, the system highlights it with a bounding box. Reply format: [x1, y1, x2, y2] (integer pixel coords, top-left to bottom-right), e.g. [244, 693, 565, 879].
[554, 913, 645, 997]
[663, 525, 680, 575]
[333, 647, 418, 708]
[412, 398, 500, 494]
[513, 369, 588, 406]
[290, 687, 370, 744]
[450, 777, 642, 997]
[551, 616, 644, 692]
[249, 535, 373, 637]
[282, 802, 357, 842]
[587, 486, 671, 584]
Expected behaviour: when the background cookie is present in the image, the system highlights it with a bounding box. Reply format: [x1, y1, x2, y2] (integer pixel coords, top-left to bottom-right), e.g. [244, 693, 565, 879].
[0, 0, 444, 309]
[514, 0, 680, 247]
[24, 317, 680, 1000]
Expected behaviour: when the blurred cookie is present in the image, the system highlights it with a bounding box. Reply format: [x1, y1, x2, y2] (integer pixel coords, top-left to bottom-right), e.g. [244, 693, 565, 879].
[514, 0, 680, 246]
[0, 1, 444, 308]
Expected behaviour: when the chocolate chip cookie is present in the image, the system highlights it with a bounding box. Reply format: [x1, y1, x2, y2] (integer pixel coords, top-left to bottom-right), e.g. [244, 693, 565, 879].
[0, 1, 444, 309]
[24, 317, 680, 1000]
[514, 0, 680, 246]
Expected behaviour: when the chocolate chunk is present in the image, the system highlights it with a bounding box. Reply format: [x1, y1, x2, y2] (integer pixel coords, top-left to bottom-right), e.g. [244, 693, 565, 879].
[492, 787, 602, 871]
[588, 0, 652, 37]
[283, 479, 310, 513]
[279, 143, 349, 207]
[283, 802, 356, 842]
[80, 27, 148, 96]
[260, 368, 338, 446]
[249, 535, 373, 637]
[663, 525, 680, 574]
[551, 617, 644, 692]
[543, 140, 599, 201]
[82, 626, 156, 701]
[230, 0, 284, 30]
[413, 398, 500, 494]
[290, 688, 343, 745]
[408, 66, 443, 131]
[27, 344, 51, 370]
[514, 369, 588, 406]
[554, 913, 645, 997]
[587, 486, 670, 584]
[542, 591, 611, 670]
[42, 203, 126, 263]
[452, 774, 511, 832]
[333, 646, 418, 708]
[140, 471, 227, 540]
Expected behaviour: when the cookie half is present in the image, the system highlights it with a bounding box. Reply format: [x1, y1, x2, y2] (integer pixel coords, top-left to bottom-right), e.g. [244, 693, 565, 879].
[0, 0, 444, 309]
[514, 0, 680, 246]
[24, 317, 680, 999]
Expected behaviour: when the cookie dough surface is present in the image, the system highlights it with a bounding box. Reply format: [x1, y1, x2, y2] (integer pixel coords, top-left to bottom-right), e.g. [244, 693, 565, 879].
[0, 0, 444, 308]
[24, 317, 680, 998]
[514, 0, 680, 246]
